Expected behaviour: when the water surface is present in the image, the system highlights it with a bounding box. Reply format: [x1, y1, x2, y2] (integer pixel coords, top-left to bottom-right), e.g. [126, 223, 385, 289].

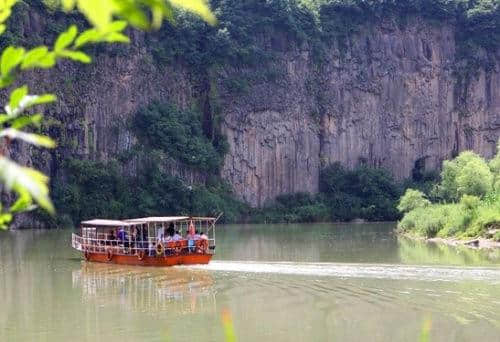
[1, 223, 499, 341]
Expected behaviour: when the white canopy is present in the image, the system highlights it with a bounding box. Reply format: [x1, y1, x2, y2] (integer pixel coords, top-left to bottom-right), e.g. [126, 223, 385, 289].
[126, 216, 215, 223]
[126, 216, 190, 223]
[81, 219, 144, 227]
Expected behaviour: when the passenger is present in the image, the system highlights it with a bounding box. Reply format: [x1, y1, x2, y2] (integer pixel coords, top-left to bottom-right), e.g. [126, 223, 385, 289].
[186, 230, 195, 240]
[107, 230, 116, 246]
[117, 228, 129, 249]
[200, 232, 208, 240]
[173, 231, 182, 241]
[194, 230, 201, 240]
[167, 222, 175, 237]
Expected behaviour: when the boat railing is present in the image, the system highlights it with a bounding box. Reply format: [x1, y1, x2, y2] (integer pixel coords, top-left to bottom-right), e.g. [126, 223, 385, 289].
[72, 233, 214, 256]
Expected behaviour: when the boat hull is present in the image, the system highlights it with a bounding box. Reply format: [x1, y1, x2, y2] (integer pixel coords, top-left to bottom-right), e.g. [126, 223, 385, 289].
[82, 252, 212, 266]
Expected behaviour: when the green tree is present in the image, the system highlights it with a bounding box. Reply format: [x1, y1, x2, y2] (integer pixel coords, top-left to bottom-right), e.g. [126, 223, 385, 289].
[0, 0, 215, 229]
[397, 189, 430, 213]
[439, 151, 493, 200]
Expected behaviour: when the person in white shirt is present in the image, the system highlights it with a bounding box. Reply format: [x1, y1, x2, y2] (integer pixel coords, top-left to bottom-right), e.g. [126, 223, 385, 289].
[172, 231, 182, 241]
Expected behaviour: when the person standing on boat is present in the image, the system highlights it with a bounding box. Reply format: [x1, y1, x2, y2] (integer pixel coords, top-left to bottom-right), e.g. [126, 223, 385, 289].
[187, 221, 196, 252]
[167, 223, 175, 238]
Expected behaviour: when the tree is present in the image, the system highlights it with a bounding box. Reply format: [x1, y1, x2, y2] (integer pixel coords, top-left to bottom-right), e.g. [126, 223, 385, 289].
[439, 151, 493, 201]
[397, 189, 430, 213]
[0, 0, 215, 229]
[489, 139, 500, 192]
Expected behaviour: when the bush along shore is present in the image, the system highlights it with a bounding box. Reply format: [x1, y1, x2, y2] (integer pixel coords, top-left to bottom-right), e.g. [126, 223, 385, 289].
[397, 141, 500, 249]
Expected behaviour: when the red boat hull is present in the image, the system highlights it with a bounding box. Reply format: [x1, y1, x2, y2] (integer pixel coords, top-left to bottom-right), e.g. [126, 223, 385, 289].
[83, 252, 212, 266]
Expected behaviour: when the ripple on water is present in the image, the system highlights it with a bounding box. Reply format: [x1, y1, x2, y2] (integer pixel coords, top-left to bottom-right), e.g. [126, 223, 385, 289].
[189, 260, 500, 283]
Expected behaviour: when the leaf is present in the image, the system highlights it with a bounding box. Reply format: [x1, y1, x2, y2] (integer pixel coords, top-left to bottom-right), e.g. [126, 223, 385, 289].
[57, 50, 91, 63]
[9, 187, 33, 214]
[0, 24, 5, 36]
[169, 0, 217, 25]
[37, 52, 56, 68]
[21, 46, 49, 69]
[0, 213, 13, 229]
[0, 73, 14, 88]
[0, 7, 13, 23]
[110, 1, 150, 30]
[0, 157, 54, 214]
[62, 0, 76, 11]
[54, 25, 78, 51]
[1, 46, 25, 76]
[5, 93, 56, 116]
[76, 0, 113, 31]
[107, 20, 127, 32]
[0, 128, 56, 148]
[11, 114, 43, 129]
[74, 28, 101, 48]
[9, 85, 28, 111]
[27, 94, 57, 106]
[104, 32, 130, 43]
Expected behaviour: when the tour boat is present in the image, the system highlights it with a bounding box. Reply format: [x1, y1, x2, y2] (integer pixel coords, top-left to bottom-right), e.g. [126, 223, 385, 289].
[71, 216, 217, 266]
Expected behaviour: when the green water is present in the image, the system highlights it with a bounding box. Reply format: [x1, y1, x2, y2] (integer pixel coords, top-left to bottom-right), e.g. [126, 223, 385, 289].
[1, 223, 499, 341]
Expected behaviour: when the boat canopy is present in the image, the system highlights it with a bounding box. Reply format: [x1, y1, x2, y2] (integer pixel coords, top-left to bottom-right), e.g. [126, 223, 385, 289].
[126, 216, 215, 223]
[81, 219, 145, 227]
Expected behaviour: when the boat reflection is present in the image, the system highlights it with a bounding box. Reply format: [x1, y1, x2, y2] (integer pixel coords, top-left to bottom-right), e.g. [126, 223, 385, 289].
[72, 262, 216, 315]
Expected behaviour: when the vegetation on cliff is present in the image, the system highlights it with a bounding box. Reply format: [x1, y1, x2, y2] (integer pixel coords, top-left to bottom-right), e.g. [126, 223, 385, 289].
[145, 0, 500, 71]
[397, 142, 500, 239]
[132, 101, 227, 172]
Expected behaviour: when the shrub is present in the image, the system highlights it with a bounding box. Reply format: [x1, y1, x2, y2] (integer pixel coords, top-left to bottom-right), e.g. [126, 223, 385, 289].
[460, 195, 481, 210]
[397, 189, 430, 213]
[320, 162, 402, 221]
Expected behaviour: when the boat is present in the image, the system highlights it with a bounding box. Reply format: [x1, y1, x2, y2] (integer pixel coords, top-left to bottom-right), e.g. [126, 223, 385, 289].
[71, 216, 217, 266]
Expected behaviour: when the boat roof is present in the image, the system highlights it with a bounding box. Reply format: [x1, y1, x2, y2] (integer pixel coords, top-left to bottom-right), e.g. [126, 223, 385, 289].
[126, 216, 215, 223]
[81, 219, 144, 227]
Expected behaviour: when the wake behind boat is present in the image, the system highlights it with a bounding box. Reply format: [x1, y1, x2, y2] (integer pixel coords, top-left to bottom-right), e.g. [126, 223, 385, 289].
[71, 216, 217, 266]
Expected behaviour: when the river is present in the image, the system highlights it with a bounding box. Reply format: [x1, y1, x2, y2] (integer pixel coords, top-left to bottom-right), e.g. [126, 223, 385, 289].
[1, 223, 499, 341]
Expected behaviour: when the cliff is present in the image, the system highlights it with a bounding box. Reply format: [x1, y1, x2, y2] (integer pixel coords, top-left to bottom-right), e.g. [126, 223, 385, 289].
[5, 0, 500, 222]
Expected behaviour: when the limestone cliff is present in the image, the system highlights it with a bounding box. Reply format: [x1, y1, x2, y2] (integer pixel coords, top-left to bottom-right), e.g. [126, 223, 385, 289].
[221, 17, 500, 206]
[8, 7, 500, 214]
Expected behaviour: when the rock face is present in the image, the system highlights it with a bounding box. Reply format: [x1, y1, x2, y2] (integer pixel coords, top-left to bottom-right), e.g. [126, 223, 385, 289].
[10, 13, 500, 209]
[220, 18, 499, 206]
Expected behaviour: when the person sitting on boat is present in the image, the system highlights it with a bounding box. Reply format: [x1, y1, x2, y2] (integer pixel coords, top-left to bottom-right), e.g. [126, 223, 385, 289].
[194, 230, 201, 240]
[200, 232, 208, 240]
[173, 231, 182, 241]
[107, 230, 117, 246]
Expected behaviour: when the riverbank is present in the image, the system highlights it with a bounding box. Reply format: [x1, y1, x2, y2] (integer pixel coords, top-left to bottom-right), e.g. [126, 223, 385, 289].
[400, 231, 500, 250]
